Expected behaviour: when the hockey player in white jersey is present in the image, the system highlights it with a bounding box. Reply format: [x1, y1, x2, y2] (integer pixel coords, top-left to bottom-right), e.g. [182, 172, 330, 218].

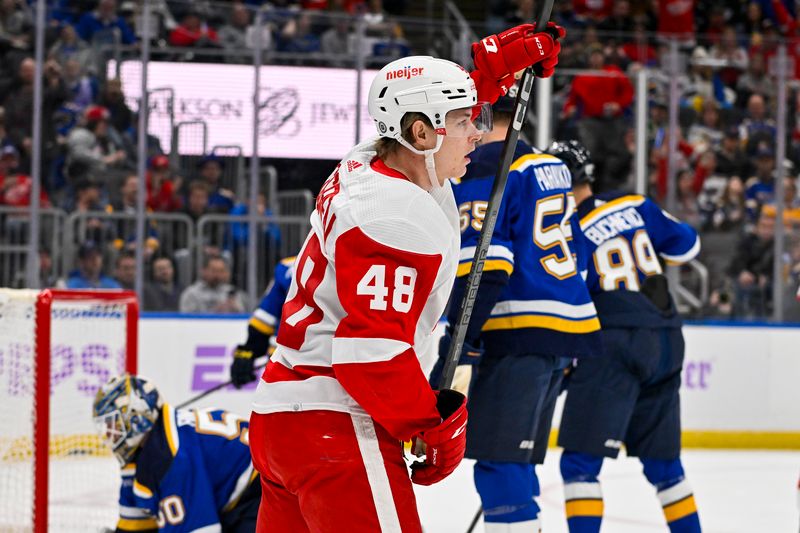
[247, 24, 565, 533]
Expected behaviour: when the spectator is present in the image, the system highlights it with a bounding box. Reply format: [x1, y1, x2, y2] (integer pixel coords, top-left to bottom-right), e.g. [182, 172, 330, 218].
[621, 22, 657, 66]
[760, 176, 800, 231]
[76, 0, 136, 45]
[147, 155, 183, 212]
[715, 125, 749, 178]
[709, 26, 748, 87]
[62, 240, 121, 289]
[218, 3, 271, 55]
[108, 173, 137, 214]
[1, 58, 69, 179]
[739, 93, 777, 155]
[320, 16, 350, 58]
[113, 250, 136, 290]
[727, 211, 776, 318]
[195, 155, 233, 213]
[598, 0, 633, 38]
[745, 145, 777, 220]
[735, 53, 775, 108]
[169, 10, 219, 47]
[66, 105, 129, 180]
[0, 145, 50, 207]
[48, 23, 92, 71]
[573, 0, 613, 24]
[687, 99, 724, 153]
[702, 175, 747, 232]
[657, 0, 695, 46]
[562, 45, 633, 190]
[0, 0, 31, 49]
[183, 180, 211, 223]
[62, 58, 98, 110]
[13, 247, 57, 288]
[683, 46, 731, 109]
[676, 168, 702, 228]
[179, 255, 247, 313]
[98, 78, 133, 133]
[143, 255, 183, 312]
[278, 12, 321, 53]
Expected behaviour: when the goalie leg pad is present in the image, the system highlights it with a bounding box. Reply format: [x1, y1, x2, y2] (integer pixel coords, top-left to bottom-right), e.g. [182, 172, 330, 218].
[474, 461, 541, 525]
[641, 458, 701, 533]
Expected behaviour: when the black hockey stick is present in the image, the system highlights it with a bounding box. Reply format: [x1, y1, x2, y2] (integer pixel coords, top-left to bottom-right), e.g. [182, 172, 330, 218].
[175, 360, 268, 409]
[438, 0, 555, 392]
[465, 505, 483, 533]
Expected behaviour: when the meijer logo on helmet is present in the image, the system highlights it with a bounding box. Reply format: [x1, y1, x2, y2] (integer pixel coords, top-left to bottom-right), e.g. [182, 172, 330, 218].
[386, 66, 424, 80]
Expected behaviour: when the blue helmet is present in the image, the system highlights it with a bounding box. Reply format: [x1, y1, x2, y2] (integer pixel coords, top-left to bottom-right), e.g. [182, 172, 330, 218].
[92, 373, 162, 465]
[546, 140, 595, 186]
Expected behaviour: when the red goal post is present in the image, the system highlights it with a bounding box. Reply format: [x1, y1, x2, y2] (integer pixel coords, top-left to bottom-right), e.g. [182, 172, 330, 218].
[0, 288, 138, 533]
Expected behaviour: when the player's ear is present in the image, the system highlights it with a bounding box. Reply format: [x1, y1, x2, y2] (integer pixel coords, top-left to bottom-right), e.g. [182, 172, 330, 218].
[409, 119, 434, 150]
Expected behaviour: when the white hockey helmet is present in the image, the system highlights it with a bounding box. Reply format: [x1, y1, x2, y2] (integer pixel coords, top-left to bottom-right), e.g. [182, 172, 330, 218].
[92, 373, 163, 465]
[368, 56, 490, 188]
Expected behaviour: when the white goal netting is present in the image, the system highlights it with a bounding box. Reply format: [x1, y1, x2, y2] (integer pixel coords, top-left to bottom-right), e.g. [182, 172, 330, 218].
[0, 289, 136, 532]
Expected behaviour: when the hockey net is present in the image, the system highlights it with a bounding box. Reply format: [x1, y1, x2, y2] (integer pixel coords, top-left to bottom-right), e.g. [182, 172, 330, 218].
[0, 289, 138, 533]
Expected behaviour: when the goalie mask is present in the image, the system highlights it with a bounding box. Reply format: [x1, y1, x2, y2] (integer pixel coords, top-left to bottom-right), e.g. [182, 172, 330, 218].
[368, 56, 491, 189]
[546, 140, 595, 186]
[92, 373, 162, 465]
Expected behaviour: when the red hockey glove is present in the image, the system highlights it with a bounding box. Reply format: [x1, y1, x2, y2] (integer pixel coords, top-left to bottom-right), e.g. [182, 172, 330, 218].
[470, 22, 566, 104]
[410, 389, 468, 486]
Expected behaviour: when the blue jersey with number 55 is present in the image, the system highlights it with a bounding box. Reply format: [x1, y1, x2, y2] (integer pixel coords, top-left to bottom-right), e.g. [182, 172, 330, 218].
[116, 404, 257, 532]
[451, 140, 601, 359]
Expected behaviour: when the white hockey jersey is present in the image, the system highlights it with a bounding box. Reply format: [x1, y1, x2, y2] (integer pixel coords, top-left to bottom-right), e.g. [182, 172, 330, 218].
[251, 141, 461, 441]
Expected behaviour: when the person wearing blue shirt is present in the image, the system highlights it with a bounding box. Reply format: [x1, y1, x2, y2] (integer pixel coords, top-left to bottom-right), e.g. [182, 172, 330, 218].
[63, 240, 122, 289]
[93, 374, 260, 533]
[431, 97, 602, 531]
[229, 257, 295, 388]
[554, 141, 703, 533]
[76, 0, 137, 45]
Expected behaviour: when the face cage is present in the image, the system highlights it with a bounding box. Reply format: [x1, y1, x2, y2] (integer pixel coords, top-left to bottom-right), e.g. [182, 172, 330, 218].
[94, 409, 128, 454]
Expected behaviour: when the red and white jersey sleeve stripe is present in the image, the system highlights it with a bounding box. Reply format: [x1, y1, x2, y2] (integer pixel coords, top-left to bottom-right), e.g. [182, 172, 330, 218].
[252, 141, 461, 441]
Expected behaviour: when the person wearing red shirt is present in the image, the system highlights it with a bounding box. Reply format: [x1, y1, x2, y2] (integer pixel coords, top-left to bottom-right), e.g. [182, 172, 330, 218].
[657, 0, 696, 45]
[146, 154, 183, 212]
[562, 47, 634, 190]
[169, 11, 219, 47]
[573, 0, 613, 23]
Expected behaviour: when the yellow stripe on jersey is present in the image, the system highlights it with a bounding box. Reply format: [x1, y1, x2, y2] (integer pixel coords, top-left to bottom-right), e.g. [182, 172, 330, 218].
[457, 259, 514, 277]
[248, 317, 276, 335]
[162, 404, 179, 457]
[579, 194, 646, 228]
[509, 153, 563, 172]
[482, 314, 601, 333]
[121, 463, 136, 475]
[565, 499, 604, 518]
[280, 256, 297, 265]
[117, 517, 158, 531]
[132, 479, 153, 499]
[663, 495, 698, 523]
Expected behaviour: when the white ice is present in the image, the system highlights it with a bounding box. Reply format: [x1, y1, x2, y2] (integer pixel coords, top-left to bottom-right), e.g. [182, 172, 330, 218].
[415, 449, 800, 533]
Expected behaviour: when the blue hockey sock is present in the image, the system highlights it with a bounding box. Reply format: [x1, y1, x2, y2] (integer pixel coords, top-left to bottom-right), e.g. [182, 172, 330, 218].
[560, 451, 604, 533]
[641, 458, 701, 533]
[474, 461, 542, 531]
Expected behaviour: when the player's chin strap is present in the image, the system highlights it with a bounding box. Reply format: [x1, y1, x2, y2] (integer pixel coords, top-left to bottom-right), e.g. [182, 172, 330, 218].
[397, 135, 444, 190]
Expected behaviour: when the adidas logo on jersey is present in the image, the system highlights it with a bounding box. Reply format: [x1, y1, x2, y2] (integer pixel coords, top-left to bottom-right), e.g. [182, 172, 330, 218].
[519, 440, 535, 449]
[346, 160, 363, 172]
[604, 439, 622, 449]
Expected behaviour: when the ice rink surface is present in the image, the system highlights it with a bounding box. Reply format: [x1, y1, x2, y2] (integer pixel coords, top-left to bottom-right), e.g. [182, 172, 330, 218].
[2, 448, 797, 532]
[415, 449, 800, 533]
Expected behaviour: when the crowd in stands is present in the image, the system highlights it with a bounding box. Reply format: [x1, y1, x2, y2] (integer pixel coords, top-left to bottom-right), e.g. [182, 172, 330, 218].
[2, 0, 800, 319]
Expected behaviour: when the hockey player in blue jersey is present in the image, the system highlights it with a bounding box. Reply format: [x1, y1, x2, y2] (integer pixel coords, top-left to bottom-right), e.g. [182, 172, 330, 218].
[230, 257, 295, 388]
[551, 140, 702, 533]
[431, 94, 603, 531]
[93, 374, 260, 532]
